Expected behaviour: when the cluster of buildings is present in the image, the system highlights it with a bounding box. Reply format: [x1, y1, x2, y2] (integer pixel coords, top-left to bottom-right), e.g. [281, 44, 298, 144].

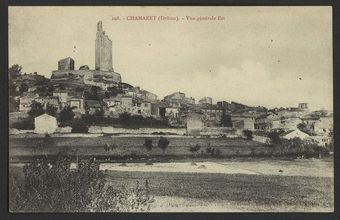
[11, 21, 334, 147]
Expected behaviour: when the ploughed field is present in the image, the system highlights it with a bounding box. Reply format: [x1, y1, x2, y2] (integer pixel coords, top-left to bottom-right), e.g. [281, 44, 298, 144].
[9, 136, 271, 159]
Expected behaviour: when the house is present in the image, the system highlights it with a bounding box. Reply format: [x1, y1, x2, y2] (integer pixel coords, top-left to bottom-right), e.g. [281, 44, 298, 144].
[35, 96, 60, 110]
[231, 114, 256, 130]
[53, 92, 68, 107]
[271, 117, 302, 131]
[121, 95, 133, 111]
[186, 112, 204, 136]
[255, 115, 271, 130]
[19, 94, 39, 112]
[139, 89, 158, 103]
[201, 106, 223, 127]
[309, 135, 332, 147]
[85, 100, 102, 115]
[199, 97, 213, 105]
[163, 92, 195, 106]
[69, 97, 85, 113]
[281, 129, 310, 140]
[34, 113, 58, 134]
[165, 107, 180, 118]
[314, 116, 333, 135]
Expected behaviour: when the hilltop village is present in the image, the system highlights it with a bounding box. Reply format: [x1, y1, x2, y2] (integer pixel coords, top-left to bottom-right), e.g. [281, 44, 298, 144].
[9, 21, 333, 147]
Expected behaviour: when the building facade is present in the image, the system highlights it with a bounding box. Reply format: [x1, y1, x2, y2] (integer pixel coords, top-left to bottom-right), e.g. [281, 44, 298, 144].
[58, 57, 74, 71]
[34, 113, 58, 134]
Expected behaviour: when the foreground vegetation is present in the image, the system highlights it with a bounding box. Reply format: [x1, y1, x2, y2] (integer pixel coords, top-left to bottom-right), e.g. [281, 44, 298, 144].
[9, 155, 153, 212]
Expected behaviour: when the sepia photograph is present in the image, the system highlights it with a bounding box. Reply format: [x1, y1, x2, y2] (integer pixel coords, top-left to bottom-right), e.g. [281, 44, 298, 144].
[8, 6, 333, 212]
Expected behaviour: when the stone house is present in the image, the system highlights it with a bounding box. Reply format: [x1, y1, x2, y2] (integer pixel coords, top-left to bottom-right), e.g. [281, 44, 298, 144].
[120, 95, 133, 112]
[34, 113, 58, 134]
[314, 116, 333, 135]
[53, 92, 68, 107]
[85, 100, 102, 115]
[19, 93, 39, 112]
[69, 97, 85, 114]
[271, 117, 302, 131]
[231, 114, 256, 130]
[281, 129, 310, 140]
[186, 112, 204, 136]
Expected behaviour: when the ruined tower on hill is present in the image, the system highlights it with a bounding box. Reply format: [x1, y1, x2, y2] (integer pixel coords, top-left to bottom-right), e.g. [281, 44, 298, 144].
[95, 21, 113, 72]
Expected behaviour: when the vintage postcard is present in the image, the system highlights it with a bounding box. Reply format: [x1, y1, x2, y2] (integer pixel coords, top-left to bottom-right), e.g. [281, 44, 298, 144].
[8, 6, 333, 212]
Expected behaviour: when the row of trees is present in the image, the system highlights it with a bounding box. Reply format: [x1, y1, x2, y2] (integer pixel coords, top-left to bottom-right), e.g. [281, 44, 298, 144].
[143, 137, 170, 154]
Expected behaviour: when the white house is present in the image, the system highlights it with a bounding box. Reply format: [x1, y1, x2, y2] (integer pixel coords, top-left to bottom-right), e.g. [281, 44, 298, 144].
[34, 113, 58, 134]
[281, 129, 310, 140]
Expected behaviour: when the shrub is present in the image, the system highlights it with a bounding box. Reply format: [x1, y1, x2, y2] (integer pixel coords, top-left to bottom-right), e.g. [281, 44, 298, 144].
[215, 149, 222, 157]
[28, 101, 44, 118]
[59, 106, 75, 124]
[189, 144, 201, 155]
[267, 129, 284, 144]
[158, 137, 170, 154]
[144, 138, 153, 151]
[71, 119, 88, 133]
[243, 129, 253, 140]
[9, 156, 153, 212]
[10, 117, 34, 130]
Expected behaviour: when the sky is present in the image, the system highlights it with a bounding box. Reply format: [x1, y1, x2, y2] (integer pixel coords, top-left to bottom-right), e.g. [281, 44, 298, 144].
[9, 6, 333, 111]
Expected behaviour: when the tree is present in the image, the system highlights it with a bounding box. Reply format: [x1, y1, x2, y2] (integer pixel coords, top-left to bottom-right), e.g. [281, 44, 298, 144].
[158, 137, 170, 154]
[59, 106, 75, 124]
[9, 64, 22, 79]
[28, 101, 45, 118]
[268, 129, 284, 144]
[189, 144, 201, 156]
[243, 129, 253, 140]
[9, 156, 153, 212]
[71, 119, 89, 133]
[119, 112, 131, 126]
[46, 103, 58, 117]
[9, 97, 19, 112]
[105, 86, 123, 98]
[221, 112, 232, 127]
[144, 138, 153, 151]
[84, 86, 100, 100]
[19, 83, 29, 95]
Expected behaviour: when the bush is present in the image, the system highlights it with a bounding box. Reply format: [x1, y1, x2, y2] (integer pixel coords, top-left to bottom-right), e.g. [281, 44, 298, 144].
[59, 106, 75, 124]
[71, 119, 88, 133]
[10, 117, 35, 130]
[189, 144, 201, 155]
[267, 129, 285, 144]
[28, 101, 44, 118]
[144, 138, 153, 151]
[243, 129, 253, 140]
[158, 137, 170, 154]
[9, 156, 153, 212]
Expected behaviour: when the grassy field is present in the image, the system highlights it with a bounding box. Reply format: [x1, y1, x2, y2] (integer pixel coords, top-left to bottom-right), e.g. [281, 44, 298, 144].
[9, 136, 271, 158]
[104, 170, 333, 212]
[9, 158, 334, 212]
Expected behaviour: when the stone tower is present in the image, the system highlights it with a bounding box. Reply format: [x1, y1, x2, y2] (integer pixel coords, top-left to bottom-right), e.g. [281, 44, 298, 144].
[95, 21, 113, 71]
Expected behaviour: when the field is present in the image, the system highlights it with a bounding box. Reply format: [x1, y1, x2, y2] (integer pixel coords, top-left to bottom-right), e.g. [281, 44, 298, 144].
[9, 136, 271, 159]
[9, 158, 333, 212]
[9, 136, 334, 212]
[103, 158, 334, 212]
